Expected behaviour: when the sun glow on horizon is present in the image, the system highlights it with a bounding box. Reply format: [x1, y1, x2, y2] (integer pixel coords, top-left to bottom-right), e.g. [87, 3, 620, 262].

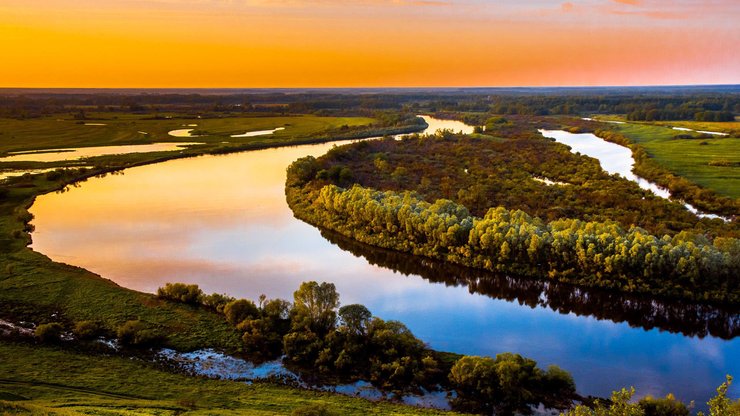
[1, 0, 738, 87]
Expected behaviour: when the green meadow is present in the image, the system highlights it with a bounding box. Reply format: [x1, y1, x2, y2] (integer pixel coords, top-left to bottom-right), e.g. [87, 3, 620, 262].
[0, 342, 458, 416]
[0, 114, 375, 154]
[609, 123, 739, 198]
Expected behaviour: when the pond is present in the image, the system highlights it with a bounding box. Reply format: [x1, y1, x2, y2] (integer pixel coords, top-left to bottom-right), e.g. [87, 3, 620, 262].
[28, 117, 739, 408]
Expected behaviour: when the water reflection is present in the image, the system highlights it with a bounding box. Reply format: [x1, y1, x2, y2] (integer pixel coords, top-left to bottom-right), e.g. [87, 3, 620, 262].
[538, 129, 728, 221]
[1, 142, 202, 163]
[319, 227, 740, 340]
[28, 117, 739, 406]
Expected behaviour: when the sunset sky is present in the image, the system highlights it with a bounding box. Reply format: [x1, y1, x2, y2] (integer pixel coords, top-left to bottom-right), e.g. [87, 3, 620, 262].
[1, 0, 738, 87]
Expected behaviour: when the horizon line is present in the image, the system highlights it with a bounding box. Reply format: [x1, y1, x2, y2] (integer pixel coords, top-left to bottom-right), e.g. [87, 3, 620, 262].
[1, 84, 739, 92]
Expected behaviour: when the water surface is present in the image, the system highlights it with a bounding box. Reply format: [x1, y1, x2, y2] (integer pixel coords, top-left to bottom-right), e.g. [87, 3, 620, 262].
[538, 129, 728, 221]
[1, 143, 201, 163]
[29, 119, 739, 407]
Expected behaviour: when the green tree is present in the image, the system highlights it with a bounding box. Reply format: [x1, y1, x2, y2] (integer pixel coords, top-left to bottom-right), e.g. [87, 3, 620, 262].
[638, 394, 689, 416]
[338, 304, 372, 336]
[698, 376, 740, 416]
[223, 299, 259, 325]
[292, 281, 340, 335]
[116, 320, 163, 348]
[157, 283, 203, 304]
[562, 388, 644, 416]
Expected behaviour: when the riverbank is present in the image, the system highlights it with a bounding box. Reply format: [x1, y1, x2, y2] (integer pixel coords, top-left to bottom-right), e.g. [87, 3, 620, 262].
[577, 117, 739, 206]
[285, 129, 739, 304]
[0, 341, 460, 415]
[0, 115, 441, 413]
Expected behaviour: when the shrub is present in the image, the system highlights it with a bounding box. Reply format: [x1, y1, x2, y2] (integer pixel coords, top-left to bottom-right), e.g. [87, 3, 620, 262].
[291, 403, 335, 416]
[201, 292, 235, 313]
[15, 210, 33, 224]
[639, 393, 689, 416]
[157, 283, 203, 304]
[73, 320, 103, 340]
[35, 323, 64, 343]
[116, 320, 163, 348]
[223, 299, 259, 325]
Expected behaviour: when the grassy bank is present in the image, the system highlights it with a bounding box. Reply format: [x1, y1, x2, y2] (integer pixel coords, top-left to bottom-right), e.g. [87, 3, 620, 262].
[0, 114, 375, 154]
[0, 113, 451, 414]
[0, 341, 458, 415]
[0, 113, 423, 352]
[587, 117, 740, 199]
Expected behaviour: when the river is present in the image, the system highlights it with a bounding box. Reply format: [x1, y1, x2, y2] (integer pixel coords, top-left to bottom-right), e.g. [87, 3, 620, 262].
[28, 116, 739, 407]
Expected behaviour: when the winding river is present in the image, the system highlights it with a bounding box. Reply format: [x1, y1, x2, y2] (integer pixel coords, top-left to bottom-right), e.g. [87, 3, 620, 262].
[538, 129, 729, 221]
[28, 117, 739, 408]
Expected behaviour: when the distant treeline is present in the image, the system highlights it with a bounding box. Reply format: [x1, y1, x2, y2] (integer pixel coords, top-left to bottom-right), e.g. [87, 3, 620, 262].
[1, 89, 737, 121]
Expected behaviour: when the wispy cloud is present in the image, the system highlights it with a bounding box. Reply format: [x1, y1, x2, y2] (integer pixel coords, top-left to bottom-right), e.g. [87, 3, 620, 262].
[608, 9, 690, 19]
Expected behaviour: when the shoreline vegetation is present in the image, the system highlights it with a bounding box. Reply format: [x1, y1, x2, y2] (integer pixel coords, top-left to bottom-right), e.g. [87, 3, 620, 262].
[317, 227, 739, 339]
[285, 127, 738, 304]
[589, 127, 738, 217]
[3, 280, 737, 415]
[1, 113, 426, 349]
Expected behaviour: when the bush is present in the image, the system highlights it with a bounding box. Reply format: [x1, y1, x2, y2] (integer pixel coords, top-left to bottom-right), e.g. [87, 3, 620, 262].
[116, 320, 163, 348]
[157, 283, 203, 304]
[201, 292, 235, 313]
[73, 320, 103, 340]
[35, 323, 64, 343]
[291, 403, 335, 416]
[639, 393, 689, 416]
[223, 299, 259, 325]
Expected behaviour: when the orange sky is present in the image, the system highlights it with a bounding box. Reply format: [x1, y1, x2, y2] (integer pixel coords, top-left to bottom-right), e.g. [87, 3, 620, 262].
[1, 0, 738, 87]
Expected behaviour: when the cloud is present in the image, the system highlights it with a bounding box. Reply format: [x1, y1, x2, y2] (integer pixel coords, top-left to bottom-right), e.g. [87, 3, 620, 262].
[608, 9, 690, 19]
[561, 2, 574, 12]
[611, 0, 641, 5]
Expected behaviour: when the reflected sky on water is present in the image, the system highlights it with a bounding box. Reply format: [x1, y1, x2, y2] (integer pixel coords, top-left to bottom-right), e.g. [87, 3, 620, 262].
[30, 118, 739, 407]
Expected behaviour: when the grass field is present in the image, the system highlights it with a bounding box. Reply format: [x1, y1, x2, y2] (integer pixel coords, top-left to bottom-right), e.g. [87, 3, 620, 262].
[0, 342, 459, 415]
[0, 114, 375, 154]
[588, 116, 740, 199]
[612, 123, 739, 198]
[591, 115, 740, 134]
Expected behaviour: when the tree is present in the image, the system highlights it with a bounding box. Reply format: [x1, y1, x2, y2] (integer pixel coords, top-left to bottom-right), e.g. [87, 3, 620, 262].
[563, 388, 645, 416]
[338, 304, 372, 336]
[116, 320, 163, 347]
[201, 292, 235, 313]
[449, 355, 499, 414]
[292, 281, 340, 335]
[638, 394, 689, 416]
[157, 283, 203, 304]
[698, 376, 740, 416]
[223, 299, 259, 325]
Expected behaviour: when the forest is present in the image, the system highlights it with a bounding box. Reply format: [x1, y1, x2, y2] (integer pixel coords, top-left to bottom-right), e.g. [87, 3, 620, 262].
[286, 126, 739, 304]
[319, 228, 740, 340]
[1, 87, 737, 122]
